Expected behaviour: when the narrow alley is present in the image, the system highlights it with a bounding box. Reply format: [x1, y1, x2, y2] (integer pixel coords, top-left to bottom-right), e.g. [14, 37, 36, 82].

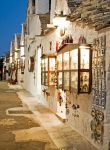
[0, 81, 98, 150]
[1, 0, 110, 150]
[0, 81, 57, 150]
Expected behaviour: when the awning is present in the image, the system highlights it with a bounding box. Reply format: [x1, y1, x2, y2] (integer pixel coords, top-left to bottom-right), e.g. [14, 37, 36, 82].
[57, 43, 78, 54]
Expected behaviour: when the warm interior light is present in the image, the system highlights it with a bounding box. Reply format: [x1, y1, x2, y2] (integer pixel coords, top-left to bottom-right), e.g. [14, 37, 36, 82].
[49, 58, 55, 71]
[79, 45, 90, 49]
[80, 47, 90, 69]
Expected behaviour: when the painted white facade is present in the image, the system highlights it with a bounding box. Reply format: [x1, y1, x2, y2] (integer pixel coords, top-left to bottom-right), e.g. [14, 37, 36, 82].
[7, 0, 110, 149]
[35, 0, 49, 14]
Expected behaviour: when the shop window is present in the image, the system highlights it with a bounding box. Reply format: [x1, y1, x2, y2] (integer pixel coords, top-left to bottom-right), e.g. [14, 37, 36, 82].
[49, 72, 55, 85]
[64, 72, 70, 90]
[57, 54, 62, 70]
[41, 72, 45, 85]
[41, 55, 56, 86]
[80, 47, 89, 69]
[45, 72, 48, 86]
[71, 49, 78, 69]
[58, 72, 62, 89]
[49, 58, 55, 71]
[63, 52, 69, 70]
[45, 58, 48, 71]
[80, 72, 89, 92]
[71, 71, 78, 91]
[57, 44, 92, 94]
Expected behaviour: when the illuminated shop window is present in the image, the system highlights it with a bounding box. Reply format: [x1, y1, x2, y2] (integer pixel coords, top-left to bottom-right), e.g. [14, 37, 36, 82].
[49, 58, 55, 71]
[80, 72, 89, 92]
[45, 58, 48, 71]
[80, 46, 89, 69]
[41, 55, 56, 86]
[71, 72, 78, 91]
[57, 44, 92, 94]
[63, 52, 69, 70]
[64, 72, 70, 90]
[58, 72, 62, 89]
[57, 54, 62, 70]
[71, 49, 78, 69]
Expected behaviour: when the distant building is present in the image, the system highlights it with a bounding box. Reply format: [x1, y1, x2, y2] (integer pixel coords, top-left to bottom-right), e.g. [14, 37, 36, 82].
[2, 52, 10, 80]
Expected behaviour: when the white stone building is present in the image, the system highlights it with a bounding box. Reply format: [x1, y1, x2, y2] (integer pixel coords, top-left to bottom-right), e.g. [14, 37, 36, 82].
[8, 0, 110, 149]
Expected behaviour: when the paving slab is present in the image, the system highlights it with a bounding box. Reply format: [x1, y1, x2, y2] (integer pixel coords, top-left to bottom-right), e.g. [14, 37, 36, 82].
[0, 81, 58, 150]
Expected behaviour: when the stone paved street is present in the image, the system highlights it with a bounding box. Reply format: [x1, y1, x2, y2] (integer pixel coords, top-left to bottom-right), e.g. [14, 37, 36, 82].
[0, 81, 57, 150]
[0, 81, 99, 150]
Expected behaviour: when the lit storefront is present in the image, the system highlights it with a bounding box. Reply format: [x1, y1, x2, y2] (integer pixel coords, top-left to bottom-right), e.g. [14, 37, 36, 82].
[57, 44, 92, 93]
[41, 54, 56, 86]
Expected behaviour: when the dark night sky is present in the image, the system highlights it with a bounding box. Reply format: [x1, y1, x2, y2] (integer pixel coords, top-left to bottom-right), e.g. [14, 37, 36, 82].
[0, 0, 27, 56]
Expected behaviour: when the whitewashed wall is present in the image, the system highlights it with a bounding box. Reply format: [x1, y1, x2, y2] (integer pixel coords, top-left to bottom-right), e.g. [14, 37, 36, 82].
[23, 1, 110, 149]
[35, 0, 49, 14]
[29, 15, 41, 38]
[98, 28, 110, 150]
